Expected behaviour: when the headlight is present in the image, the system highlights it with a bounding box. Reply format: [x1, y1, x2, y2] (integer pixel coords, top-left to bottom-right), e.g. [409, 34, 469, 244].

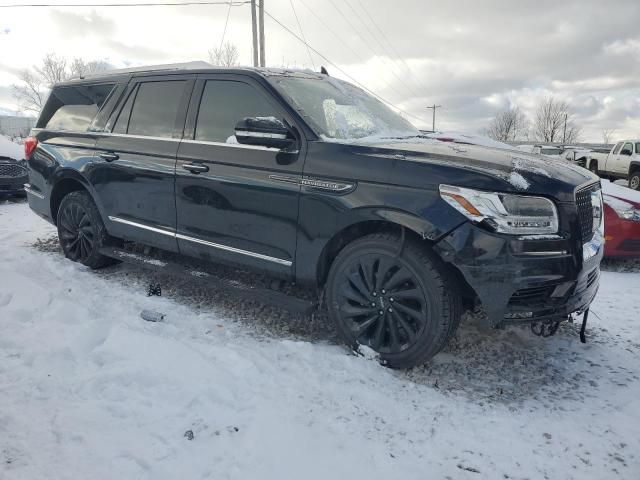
[439, 184, 559, 235]
[604, 195, 640, 223]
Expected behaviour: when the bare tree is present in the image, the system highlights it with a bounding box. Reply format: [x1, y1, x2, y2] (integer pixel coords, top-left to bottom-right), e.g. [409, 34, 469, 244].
[534, 96, 581, 144]
[208, 42, 240, 67]
[12, 53, 111, 114]
[602, 128, 616, 145]
[486, 106, 529, 142]
[70, 58, 111, 78]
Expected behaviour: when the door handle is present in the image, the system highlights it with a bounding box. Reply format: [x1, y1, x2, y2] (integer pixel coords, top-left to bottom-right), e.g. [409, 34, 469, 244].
[99, 152, 119, 162]
[182, 163, 209, 174]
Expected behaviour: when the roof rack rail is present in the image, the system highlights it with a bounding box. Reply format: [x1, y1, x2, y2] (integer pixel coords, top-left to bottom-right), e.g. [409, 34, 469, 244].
[71, 61, 213, 80]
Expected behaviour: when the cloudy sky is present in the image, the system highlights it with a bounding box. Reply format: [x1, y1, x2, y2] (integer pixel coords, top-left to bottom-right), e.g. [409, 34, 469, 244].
[1, 0, 639, 142]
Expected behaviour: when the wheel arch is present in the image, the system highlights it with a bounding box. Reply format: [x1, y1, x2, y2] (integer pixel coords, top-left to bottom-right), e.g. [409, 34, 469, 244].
[314, 208, 469, 295]
[49, 170, 104, 226]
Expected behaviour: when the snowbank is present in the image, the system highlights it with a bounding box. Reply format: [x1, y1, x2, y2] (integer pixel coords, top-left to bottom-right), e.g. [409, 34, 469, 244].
[1, 202, 639, 479]
[0, 135, 24, 160]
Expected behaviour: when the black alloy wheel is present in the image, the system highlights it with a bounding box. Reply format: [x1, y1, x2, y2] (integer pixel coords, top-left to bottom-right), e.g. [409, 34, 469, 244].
[327, 233, 461, 369]
[59, 202, 96, 262]
[335, 252, 428, 355]
[56, 191, 118, 269]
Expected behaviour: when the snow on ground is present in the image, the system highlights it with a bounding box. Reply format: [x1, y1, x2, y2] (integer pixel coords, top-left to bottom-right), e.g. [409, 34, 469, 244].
[1, 200, 639, 480]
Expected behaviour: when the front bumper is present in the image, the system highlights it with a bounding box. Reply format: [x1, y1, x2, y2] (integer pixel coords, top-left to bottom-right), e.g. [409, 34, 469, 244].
[435, 222, 602, 327]
[0, 174, 28, 195]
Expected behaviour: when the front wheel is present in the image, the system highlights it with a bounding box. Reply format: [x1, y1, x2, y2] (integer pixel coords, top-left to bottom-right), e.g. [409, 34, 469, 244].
[629, 171, 640, 190]
[326, 233, 461, 369]
[57, 191, 118, 269]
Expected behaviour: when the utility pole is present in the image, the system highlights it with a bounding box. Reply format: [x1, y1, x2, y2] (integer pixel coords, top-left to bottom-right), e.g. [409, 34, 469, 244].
[427, 104, 442, 132]
[562, 112, 568, 143]
[258, 0, 265, 67]
[251, 0, 259, 67]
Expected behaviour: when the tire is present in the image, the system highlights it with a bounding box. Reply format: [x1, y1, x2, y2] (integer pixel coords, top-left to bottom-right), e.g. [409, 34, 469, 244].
[629, 171, 640, 191]
[326, 232, 461, 369]
[56, 190, 118, 269]
[588, 160, 598, 175]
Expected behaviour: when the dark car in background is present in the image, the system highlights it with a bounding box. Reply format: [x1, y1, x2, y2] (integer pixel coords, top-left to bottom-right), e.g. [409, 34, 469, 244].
[25, 64, 603, 368]
[0, 136, 28, 198]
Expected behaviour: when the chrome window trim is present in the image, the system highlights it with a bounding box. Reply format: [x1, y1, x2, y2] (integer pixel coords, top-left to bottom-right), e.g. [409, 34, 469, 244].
[108, 216, 292, 267]
[181, 138, 279, 151]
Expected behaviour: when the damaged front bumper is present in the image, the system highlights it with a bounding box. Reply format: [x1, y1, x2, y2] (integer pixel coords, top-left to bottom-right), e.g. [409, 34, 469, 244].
[435, 222, 602, 327]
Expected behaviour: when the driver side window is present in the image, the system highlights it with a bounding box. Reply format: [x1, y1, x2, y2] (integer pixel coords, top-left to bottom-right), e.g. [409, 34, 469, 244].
[622, 142, 633, 155]
[612, 142, 624, 154]
[195, 80, 279, 143]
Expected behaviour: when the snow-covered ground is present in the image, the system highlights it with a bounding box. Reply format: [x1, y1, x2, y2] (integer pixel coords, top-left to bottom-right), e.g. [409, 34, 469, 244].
[1, 199, 639, 480]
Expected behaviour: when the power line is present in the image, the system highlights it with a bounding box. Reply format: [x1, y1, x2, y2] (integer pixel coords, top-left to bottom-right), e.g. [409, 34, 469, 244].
[355, 0, 430, 93]
[263, 9, 427, 123]
[288, 0, 314, 70]
[326, 0, 422, 101]
[218, 0, 232, 50]
[0, 1, 249, 7]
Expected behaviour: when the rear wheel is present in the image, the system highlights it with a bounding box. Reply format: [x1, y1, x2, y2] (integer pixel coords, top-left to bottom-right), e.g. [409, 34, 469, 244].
[629, 171, 640, 190]
[57, 191, 118, 269]
[326, 233, 461, 369]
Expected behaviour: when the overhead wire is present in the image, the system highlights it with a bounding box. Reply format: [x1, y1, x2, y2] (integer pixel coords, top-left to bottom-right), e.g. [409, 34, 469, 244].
[288, 0, 315, 70]
[263, 9, 427, 123]
[0, 1, 250, 7]
[218, 0, 233, 49]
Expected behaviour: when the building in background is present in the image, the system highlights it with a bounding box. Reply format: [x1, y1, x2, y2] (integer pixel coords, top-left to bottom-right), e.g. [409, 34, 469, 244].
[0, 115, 36, 138]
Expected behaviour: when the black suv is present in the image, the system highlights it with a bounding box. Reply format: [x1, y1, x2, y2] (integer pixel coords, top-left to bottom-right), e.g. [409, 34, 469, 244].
[26, 63, 603, 368]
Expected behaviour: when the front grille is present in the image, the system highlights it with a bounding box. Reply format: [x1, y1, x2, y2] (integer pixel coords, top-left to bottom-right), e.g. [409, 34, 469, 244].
[576, 184, 597, 242]
[0, 163, 27, 178]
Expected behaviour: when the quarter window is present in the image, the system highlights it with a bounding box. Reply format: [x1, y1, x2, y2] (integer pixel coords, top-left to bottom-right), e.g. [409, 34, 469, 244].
[40, 83, 115, 131]
[195, 80, 279, 143]
[125, 81, 186, 138]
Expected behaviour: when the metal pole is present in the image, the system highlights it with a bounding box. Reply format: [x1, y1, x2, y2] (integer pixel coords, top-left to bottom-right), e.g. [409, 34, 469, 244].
[258, 0, 265, 67]
[251, 0, 258, 67]
[427, 104, 441, 132]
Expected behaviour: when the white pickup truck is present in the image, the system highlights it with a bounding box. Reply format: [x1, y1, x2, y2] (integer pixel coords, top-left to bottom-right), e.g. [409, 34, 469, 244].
[589, 140, 640, 190]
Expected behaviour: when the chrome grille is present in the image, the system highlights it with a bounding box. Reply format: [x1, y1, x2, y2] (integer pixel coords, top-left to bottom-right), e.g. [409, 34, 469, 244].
[0, 163, 27, 178]
[575, 184, 598, 242]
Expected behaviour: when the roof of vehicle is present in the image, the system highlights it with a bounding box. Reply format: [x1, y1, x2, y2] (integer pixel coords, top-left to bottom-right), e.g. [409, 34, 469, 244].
[56, 62, 327, 86]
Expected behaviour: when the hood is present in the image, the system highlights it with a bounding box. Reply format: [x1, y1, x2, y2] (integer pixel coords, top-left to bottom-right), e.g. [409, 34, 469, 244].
[353, 139, 599, 202]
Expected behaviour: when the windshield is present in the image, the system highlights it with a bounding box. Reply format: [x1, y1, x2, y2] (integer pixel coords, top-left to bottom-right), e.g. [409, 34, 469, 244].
[273, 76, 419, 141]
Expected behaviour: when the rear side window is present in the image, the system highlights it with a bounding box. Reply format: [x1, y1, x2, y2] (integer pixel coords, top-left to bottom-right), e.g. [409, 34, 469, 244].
[124, 81, 186, 138]
[39, 83, 115, 131]
[636, 143, 640, 154]
[195, 80, 278, 143]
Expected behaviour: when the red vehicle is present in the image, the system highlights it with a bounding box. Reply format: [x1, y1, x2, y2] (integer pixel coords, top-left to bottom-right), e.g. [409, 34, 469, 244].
[602, 180, 640, 257]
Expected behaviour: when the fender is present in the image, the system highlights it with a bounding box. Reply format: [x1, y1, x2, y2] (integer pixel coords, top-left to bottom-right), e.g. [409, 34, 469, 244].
[294, 205, 466, 285]
[49, 168, 110, 227]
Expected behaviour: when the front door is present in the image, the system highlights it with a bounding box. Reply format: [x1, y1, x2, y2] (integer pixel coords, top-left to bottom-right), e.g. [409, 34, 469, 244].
[92, 77, 193, 251]
[175, 76, 304, 276]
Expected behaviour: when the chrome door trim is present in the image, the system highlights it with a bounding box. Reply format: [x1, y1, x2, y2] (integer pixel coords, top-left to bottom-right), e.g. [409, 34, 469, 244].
[108, 216, 176, 236]
[107, 216, 292, 267]
[175, 233, 292, 266]
[24, 184, 45, 199]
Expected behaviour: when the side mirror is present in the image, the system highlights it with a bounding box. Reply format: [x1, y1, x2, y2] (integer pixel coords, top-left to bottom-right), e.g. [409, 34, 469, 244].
[234, 117, 295, 150]
[621, 148, 632, 156]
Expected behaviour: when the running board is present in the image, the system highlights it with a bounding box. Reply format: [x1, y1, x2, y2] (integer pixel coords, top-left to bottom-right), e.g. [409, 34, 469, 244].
[99, 246, 318, 315]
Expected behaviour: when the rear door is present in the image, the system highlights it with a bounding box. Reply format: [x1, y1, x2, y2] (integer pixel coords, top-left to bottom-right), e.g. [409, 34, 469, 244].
[92, 76, 194, 251]
[175, 75, 304, 275]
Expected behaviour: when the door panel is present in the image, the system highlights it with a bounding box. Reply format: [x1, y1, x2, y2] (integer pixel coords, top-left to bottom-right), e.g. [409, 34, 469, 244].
[175, 76, 304, 274]
[91, 77, 194, 251]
